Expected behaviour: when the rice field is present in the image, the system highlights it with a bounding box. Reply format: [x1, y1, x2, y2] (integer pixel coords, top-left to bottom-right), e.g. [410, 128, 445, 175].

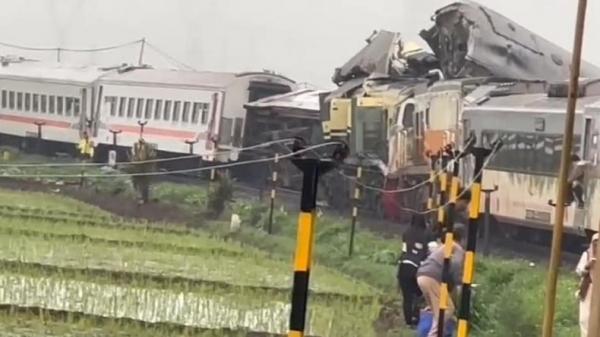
[0, 189, 383, 336]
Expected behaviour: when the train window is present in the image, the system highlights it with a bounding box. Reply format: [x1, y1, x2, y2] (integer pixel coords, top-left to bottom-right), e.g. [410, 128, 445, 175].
[163, 100, 172, 121]
[24, 93, 31, 111]
[49, 96, 55, 114]
[184, 102, 193, 123]
[65, 97, 74, 116]
[233, 117, 243, 147]
[202, 103, 210, 124]
[1, 90, 6, 108]
[483, 130, 581, 176]
[154, 100, 163, 120]
[185, 102, 196, 123]
[136, 98, 144, 119]
[17, 92, 23, 110]
[9, 91, 15, 109]
[105, 97, 116, 116]
[173, 101, 181, 122]
[127, 98, 135, 118]
[190, 103, 200, 123]
[145, 99, 154, 120]
[402, 103, 415, 128]
[32, 94, 39, 112]
[73, 98, 80, 116]
[118, 97, 126, 117]
[41, 95, 47, 113]
[184, 103, 193, 123]
[57, 96, 64, 115]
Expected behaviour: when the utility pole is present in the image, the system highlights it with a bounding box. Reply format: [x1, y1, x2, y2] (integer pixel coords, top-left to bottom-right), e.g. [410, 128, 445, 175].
[267, 153, 279, 234]
[541, 1, 588, 337]
[138, 38, 146, 66]
[348, 166, 362, 257]
[588, 234, 600, 335]
[287, 139, 345, 337]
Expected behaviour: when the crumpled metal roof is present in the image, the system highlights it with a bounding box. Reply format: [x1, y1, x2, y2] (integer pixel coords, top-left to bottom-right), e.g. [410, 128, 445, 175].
[331, 30, 438, 86]
[421, 0, 600, 81]
[244, 88, 326, 112]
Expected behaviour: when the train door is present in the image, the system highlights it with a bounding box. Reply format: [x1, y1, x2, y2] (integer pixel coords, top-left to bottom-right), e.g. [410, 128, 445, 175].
[351, 97, 388, 160]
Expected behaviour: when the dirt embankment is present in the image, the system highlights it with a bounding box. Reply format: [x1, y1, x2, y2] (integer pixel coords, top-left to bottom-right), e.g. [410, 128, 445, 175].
[0, 178, 191, 224]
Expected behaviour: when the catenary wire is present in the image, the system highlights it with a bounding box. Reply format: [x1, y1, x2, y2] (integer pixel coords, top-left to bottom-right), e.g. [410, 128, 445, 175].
[0, 142, 341, 179]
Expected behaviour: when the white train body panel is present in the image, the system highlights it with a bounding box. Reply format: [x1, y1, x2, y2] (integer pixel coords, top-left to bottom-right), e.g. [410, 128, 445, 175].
[96, 69, 295, 161]
[0, 62, 102, 145]
[465, 91, 600, 233]
[0, 62, 295, 162]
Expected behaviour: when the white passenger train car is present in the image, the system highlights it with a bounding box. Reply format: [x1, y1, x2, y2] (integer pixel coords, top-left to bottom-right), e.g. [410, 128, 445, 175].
[0, 60, 296, 162]
[0, 60, 105, 149]
[94, 68, 295, 161]
[464, 80, 600, 234]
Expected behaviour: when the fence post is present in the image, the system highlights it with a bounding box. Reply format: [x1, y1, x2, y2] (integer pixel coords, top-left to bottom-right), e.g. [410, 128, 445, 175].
[437, 146, 461, 337]
[481, 186, 498, 257]
[456, 141, 501, 337]
[185, 140, 197, 154]
[137, 121, 147, 139]
[288, 140, 344, 337]
[268, 153, 279, 234]
[348, 166, 362, 257]
[428, 153, 439, 222]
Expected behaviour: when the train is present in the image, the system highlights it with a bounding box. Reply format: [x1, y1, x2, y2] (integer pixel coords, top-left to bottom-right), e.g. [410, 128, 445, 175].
[2, 0, 600, 241]
[0, 58, 296, 164]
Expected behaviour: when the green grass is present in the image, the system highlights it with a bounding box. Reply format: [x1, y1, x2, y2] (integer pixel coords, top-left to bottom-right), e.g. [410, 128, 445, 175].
[0, 218, 251, 257]
[0, 272, 367, 336]
[0, 231, 376, 296]
[0, 189, 110, 216]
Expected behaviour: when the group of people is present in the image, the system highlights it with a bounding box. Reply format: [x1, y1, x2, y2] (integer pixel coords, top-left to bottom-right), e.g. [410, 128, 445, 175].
[397, 188, 599, 337]
[397, 191, 471, 337]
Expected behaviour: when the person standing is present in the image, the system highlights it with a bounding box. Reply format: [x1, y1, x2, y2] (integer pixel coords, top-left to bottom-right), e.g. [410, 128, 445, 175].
[397, 213, 431, 327]
[417, 224, 466, 337]
[129, 138, 156, 204]
[576, 233, 598, 337]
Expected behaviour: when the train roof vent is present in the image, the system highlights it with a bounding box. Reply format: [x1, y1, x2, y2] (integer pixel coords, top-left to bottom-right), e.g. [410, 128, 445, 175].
[548, 79, 600, 98]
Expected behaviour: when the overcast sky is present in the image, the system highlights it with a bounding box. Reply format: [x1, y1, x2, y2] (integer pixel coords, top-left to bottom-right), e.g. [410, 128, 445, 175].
[0, 0, 598, 88]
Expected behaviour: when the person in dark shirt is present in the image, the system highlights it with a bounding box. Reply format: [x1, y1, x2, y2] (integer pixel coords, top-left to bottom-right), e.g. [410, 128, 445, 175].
[397, 213, 431, 327]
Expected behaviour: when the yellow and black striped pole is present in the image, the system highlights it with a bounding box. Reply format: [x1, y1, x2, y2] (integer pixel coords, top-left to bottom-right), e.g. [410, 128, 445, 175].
[348, 166, 362, 257]
[268, 153, 279, 234]
[437, 151, 449, 236]
[289, 157, 337, 337]
[456, 143, 498, 337]
[437, 148, 460, 337]
[428, 153, 439, 220]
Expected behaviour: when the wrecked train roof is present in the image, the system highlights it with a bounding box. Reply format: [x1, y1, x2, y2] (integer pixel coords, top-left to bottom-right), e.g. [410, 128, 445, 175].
[244, 88, 325, 115]
[331, 30, 438, 85]
[421, 0, 600, 81]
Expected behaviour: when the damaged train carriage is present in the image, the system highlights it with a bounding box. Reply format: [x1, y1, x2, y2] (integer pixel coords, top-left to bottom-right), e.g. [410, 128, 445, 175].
[321, 30, 437, 215]
[385, 0, 600, 220]
[240, 88, 324, 191]
[464, 80, 600, 243]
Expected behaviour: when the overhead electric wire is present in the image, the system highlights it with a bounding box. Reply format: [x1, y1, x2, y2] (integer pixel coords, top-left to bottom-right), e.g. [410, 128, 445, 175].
[0, 39, 144, 53]
[337, 147, 469, 194]
[0, 138, 296, 168]
[145, 41, 196, 71]
[389, 146, 501, 215]
[0, 142, 341, 179]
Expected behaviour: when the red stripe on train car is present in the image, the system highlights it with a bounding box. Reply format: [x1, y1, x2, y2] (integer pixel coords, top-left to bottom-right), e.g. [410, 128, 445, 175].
[109, 124, 206, 140]
[0, 114, 72, 129]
